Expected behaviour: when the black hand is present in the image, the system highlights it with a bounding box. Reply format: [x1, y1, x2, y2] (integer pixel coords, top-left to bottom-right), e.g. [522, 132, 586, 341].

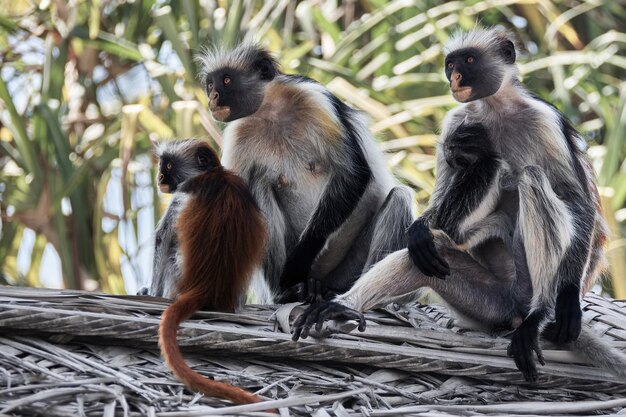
[507, 319, 545, 382]
[445, 123, 493, 169]
[553, 284, 582, 345]
[407, 218, 450, 279]
[292, 301, 366, 341]
[137, 287, 149, 296]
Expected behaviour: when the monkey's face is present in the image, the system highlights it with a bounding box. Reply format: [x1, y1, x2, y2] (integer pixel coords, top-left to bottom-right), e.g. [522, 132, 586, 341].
[157, 144, 220, 193]
[205, 58, 277, 122]
[158, 154, 184, 193]
[444, 41, 515, 103]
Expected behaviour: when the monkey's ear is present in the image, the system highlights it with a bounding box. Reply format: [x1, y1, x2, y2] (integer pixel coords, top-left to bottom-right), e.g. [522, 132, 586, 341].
[501, 40, 516, 64]
[255, 57, 277, 81]
[196, 147, 219, 170]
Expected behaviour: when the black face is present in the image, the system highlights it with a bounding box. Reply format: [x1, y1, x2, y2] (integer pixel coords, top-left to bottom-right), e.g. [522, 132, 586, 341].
[157, 146, 219, 193]
[444, 40, 515, 103]
[158, 154, 184, 193]
[206, 56, 277, 122]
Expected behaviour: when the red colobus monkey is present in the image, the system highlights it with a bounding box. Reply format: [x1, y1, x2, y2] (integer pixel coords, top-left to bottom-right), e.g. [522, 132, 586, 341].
[197, 44, 414, 303]
[293, 28, 625, 383]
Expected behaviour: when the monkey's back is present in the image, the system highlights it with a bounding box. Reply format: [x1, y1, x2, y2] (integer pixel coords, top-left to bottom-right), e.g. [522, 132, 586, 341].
[176, 169, 266, 311]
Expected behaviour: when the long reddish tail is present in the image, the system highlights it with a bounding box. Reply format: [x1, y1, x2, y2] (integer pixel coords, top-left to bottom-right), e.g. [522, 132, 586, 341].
[158, 294, 263, 405]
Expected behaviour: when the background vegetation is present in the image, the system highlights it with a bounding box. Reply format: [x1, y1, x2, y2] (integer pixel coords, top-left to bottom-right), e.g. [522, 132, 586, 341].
[1, 0, 625, 297]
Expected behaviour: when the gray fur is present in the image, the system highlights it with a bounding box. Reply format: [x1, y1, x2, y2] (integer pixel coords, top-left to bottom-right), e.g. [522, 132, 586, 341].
[214, 61, 414, 295]
[572, 327, 626, 380]
[150, 194, 185, 298]
[330, 27, 612, 378]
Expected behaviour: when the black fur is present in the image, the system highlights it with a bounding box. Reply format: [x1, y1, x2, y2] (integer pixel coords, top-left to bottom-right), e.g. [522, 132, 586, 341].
[407, 217, 449, 279]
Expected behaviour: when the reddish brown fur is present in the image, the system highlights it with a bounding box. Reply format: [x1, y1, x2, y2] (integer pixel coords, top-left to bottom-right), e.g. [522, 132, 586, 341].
[158, 142, 268, 406]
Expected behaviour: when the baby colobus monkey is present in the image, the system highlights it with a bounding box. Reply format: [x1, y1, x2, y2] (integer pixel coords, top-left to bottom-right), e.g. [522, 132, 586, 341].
[152, 139, 269, 406]
[294, 27, 625, 383]
[197, 44, 414, 302]
[139, 141, 203, 299]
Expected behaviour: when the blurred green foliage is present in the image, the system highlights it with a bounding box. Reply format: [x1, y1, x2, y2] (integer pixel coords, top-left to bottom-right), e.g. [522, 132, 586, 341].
[0, 0, 625, 296]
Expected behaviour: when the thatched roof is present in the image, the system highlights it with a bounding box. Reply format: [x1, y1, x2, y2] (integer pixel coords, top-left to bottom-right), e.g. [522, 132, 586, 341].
[0, 286, 624, 416]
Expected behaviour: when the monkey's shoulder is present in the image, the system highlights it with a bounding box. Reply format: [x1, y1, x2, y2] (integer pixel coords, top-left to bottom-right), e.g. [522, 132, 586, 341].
[239, 78, 343, 143]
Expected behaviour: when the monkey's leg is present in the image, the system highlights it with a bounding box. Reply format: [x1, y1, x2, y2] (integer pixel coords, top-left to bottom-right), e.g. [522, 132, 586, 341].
[246, 165, 290, 294]
[309, 185, 415, 300]
[362, 185, 415, 270]
[293, 240, 523, 341]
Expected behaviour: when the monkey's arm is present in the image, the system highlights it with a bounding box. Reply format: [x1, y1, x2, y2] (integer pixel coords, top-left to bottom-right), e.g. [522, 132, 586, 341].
[408, 128, 502, 279]
[508, 165, 595, 381]
[279, 137, 372, 297]
[150, 197, 182, 297]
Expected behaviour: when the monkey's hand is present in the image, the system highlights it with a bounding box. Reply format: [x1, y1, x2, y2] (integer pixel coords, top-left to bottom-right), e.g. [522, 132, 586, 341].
[137, 287, 150, 296]
[407, 218, 450, 279]
[552, 283, 582, 345]
[507, 317, 545, 382]
[444, 123, 491, 169]
[291, 301, 366, 342]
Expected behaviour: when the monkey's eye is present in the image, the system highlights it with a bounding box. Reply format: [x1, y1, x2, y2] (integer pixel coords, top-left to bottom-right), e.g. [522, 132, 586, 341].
[198, 156, 208, 165]
[446, 61, 454, 69]
[208, 82, 213, 89]
[223, 76, 231, 86]
[466, 56, 475, 64]
[166, 162, 173, 171]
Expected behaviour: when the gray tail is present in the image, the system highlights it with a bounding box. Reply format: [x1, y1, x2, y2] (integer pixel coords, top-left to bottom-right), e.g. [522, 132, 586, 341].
[571, 326, 626, 379]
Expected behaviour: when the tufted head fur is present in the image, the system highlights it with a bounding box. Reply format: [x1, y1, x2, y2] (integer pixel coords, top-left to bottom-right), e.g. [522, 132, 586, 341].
[155, 139, 220, 193]
[196, 44, 280, 122]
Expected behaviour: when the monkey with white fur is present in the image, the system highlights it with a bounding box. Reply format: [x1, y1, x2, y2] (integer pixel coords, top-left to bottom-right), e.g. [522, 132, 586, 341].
[293, 28, 622, 383]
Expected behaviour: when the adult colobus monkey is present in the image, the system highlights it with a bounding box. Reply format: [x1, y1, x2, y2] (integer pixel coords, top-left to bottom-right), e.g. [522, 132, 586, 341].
[197, 44, 414, 302]
[293, 28, 625, 382]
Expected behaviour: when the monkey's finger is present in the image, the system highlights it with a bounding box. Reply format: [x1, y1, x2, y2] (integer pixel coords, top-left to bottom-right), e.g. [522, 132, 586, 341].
[324, 307, 367, 332]
[315, 303, 339, 332]
[410, 246, 438, 277]
[356, 311, 367, 332]
[292, 304, 321, 341]
[429, 255, 451, 279]
[301, 303, 326, 339]
[555, 304, 581, 345]
[514, 348, 537, 382]
[534, 346, 545, 367]
[291, 312, 308, 341]
[424, 240, 451, 277]
[508, 332, 538, 382]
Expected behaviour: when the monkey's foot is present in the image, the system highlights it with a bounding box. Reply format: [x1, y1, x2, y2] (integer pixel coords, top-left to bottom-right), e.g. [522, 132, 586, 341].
[551, 284, 582, 345]
[507, 321, 545, 382]
[137, 287, 149, 296]
[291, 302, 366, 342]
